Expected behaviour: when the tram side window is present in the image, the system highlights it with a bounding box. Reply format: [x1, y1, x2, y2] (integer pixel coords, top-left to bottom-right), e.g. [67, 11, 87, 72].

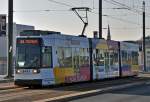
[121, 51, 128, 64]
[110, 51, 119, 66]
[132, 51, 138, 65]
[114, 51, 119, 64]
[104, 51, 109, 68]
[110, 51, 113, 66]
[42, 47, 52, 68]
[73, 48, 80, 69]
[128, 52, 132, 64]
[80, 48, 89, 67]
[95, 49, 105, 66]
[57, 47, 72, 68]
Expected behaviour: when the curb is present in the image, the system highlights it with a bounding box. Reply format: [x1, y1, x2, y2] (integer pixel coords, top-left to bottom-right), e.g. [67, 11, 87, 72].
[0, 79, 14, 83]
[0, 79, 15, 90]
[34, 81, 148, 102]
[0, 86, 18, 90]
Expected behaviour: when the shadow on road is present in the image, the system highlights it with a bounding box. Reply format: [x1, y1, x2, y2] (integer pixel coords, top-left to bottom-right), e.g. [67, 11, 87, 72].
[108, 82, 150, 96]
[31, 77, 150, 94]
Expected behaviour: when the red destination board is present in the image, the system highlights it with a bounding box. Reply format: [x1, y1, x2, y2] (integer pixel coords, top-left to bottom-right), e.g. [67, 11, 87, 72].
[17, 39, 39, 45]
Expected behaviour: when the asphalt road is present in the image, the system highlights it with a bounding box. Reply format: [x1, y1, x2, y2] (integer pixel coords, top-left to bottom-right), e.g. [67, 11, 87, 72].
[1, 76, 150, 102]
[69, 82, 150, 102]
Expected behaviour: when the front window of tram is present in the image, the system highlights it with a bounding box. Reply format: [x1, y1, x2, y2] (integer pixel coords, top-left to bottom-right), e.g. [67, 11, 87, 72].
[16, 45, 41, 68]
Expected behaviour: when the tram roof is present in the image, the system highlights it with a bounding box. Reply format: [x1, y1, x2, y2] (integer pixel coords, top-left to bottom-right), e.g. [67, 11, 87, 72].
[17, 30, 89, 40]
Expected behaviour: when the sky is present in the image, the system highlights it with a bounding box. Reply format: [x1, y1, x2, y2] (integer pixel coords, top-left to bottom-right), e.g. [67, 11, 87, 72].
[1, 0, 150, 41]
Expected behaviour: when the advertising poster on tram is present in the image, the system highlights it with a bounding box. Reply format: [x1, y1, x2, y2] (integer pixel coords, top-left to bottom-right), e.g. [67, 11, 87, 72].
[120, 42, 139, 76]
[129, 43, 139, 75]
[120, 42, 132, 76]
[107, 40, 119, 77]
[92, 39, 120, 80]
[53, 38, 90, 84]
[92, 39, 108, 80]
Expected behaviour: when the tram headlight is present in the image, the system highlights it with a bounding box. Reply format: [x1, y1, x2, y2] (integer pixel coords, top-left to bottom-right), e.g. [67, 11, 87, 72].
[32, 69, 40, 74]
[16, 69, 21, 74]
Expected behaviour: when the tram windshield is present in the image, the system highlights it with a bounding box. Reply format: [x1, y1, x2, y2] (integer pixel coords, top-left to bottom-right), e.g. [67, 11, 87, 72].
[16, 39, 41, 68]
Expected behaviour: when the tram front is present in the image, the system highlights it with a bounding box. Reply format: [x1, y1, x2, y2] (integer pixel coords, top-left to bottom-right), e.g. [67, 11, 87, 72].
[15, 38, 43, 86]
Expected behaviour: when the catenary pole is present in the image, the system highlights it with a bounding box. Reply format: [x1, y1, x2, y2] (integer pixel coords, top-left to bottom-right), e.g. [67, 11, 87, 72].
[99, 0, 102, 39]
[143, 1, 146, 72]
[7, 0, 13, 78]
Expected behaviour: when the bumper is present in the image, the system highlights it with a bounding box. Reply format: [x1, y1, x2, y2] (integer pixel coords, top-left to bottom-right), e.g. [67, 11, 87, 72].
[14, 79, 42, 86]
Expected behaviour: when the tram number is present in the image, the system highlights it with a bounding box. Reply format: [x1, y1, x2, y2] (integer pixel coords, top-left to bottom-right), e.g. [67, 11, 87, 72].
[22, 69, 31, 74]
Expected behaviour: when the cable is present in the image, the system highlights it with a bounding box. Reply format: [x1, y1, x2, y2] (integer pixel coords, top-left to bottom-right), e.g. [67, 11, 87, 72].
[103, 27, 150, 30]
[13, 9, 70, 13]
[90, 11, 140, 25]
[106, 15, 140, 25]
[48, 0, 73, 7]
[104, 0, 142, 14]
[104, 0, 150, 18]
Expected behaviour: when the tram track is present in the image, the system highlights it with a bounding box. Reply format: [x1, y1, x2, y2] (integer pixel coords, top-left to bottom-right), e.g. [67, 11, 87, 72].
[0, 77, 149, 102]
[0, 87, 75, 102]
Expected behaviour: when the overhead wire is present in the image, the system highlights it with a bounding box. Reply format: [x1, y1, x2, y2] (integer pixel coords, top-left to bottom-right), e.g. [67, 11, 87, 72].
[48, 0, 74, 7]
[102, 0, 150, 31]
[13, 9, 70, 13]
[12, 0, 150, 31]
[104, 0, 150, 18]
[89, 11, 141, 25]
[104, 0, 142, 14]
[46, 0, 150, 35]
[13, 0, 74, 13]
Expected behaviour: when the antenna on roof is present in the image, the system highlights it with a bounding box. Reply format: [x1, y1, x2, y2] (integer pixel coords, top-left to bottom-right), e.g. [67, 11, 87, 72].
[71, 7, 91, 37]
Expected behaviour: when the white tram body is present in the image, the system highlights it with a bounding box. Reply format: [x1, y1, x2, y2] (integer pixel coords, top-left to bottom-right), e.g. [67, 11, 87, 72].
[15, 31, 90, 86]
[14, 30, 140, 87]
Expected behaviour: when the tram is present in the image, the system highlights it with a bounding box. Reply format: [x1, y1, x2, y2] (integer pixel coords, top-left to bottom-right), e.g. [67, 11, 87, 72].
[14, 30, 140, 86]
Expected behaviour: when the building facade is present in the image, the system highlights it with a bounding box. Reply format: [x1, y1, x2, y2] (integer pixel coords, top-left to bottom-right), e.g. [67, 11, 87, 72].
[0, 37, 7, 76]
[0, 23, 34, 76]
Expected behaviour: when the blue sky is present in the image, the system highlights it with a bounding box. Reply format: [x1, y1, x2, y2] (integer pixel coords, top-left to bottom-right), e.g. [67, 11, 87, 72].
[0, 0, 150, 41]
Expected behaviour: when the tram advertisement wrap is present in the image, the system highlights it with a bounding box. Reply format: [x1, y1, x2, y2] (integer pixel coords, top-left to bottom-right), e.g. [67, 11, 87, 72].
[92, 40, 119, 80]
[107, 40, 119, 77]
[120, 42, 139, 76]
[54, 67, 90, 84]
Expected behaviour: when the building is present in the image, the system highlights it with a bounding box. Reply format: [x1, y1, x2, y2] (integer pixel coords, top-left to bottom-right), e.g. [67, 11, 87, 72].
[136, 36, 150, 72]
[0, 37, 7, 76]
[0, 23, 34, 76]
[145, 36, 150, 71]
